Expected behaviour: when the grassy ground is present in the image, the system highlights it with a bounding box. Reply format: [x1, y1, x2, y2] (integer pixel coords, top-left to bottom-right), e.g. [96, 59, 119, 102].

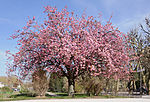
[0, 92, 129, 101]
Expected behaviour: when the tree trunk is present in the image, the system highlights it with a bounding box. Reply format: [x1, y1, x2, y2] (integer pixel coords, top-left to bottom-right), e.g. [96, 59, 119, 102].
[148, 73, 150, 95]
[115, 79, 119, 95]
[116, 79, 120, 95]
[146, 72, 150, 95]
[68, 78, 75, 96]
[148, 79, 150, 95]
[105, 78, 109, 95]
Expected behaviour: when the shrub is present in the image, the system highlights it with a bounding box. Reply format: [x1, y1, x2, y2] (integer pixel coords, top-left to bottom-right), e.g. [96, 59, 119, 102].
[32, 69, 49, 97]
[19, 87, 30, 94]
[0, 86, 13, 93]
[0, 86, 13, 98]
[85, 77, 103, 96]
[48, 73, 64, 92]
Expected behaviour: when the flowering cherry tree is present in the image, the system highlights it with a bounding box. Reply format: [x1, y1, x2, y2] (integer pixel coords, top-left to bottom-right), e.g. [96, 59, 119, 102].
[7, 6, 131, 95]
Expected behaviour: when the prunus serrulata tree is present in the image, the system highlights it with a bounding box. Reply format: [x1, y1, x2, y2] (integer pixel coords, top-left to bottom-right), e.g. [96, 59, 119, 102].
[7, 6, 131, 96]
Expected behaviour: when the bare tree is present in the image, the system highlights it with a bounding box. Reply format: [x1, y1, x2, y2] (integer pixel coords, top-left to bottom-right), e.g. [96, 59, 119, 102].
[128, 17, 150, 95]
[32, 69, 49, 97]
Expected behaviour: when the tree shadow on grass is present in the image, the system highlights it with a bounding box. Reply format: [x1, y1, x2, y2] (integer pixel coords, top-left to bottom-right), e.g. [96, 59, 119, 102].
[10, 93, 36, 98]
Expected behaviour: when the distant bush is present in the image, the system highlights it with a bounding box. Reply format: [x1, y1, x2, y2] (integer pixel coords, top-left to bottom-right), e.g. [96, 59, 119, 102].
[0, 86, 13, 93]
[19, 87, 30, 94]
[77, 75, 103, 96]
[0, 86, 13, 98]
[85, 77, 103, 96]
[48, 73, 65, 92]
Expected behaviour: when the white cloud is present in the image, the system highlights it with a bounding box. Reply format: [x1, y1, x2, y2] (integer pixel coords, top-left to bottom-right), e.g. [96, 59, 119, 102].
[0, 51, 6, 71]
[0, 50, 6, 60]
[117, 13, 150, 33]
[0, 50, 7, 76]
[71, 0, 99, 16]
[0, 17, 11, 24]
[101, 0, 119, 7]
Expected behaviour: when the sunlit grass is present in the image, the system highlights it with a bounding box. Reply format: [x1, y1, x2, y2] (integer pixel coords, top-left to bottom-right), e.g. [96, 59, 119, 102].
[0, 92, 130, 101]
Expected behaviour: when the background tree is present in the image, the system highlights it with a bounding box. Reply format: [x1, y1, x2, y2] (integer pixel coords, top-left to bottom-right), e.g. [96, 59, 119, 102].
[140, 17, 150, 94]
[80, 74, 103, 96]
[128, 17, 150, 95]
[7, 6, 132, 96]
[32, 69, 49, 97]
[48, 73, 64, 92]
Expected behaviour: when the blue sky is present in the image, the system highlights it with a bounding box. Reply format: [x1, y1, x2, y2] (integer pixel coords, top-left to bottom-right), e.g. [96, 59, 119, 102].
[0, 0, 150, 76]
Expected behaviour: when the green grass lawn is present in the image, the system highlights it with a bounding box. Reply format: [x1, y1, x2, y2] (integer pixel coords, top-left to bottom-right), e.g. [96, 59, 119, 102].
[0, 92, 129, 101]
